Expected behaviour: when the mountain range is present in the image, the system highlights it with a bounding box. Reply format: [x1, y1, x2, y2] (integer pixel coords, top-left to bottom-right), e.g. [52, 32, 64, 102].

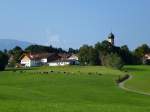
[0, 39, 32, 50]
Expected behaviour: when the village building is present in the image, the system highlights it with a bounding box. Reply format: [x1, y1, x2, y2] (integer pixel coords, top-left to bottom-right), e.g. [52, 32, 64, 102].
[144, 54, 150, 60]
[20, 53, 79, 67]
[20, 53, 58, 67]
[48, 53, 79, 66]
[143, 53, 150, 64]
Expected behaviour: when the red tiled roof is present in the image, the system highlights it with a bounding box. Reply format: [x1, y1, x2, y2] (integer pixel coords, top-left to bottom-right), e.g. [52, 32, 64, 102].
[20, 53, 56, 60]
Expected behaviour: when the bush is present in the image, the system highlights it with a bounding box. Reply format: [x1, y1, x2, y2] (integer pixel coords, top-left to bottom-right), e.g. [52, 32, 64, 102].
[103, 53, 124, 70]
[143, 59, 150, 65]
[0, 51, 9, 71]
[116, 74, 129, 83]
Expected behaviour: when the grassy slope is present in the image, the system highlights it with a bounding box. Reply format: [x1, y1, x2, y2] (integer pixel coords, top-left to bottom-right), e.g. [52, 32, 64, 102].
[0, 66, 149, 112]
[124, 65, 150, 94]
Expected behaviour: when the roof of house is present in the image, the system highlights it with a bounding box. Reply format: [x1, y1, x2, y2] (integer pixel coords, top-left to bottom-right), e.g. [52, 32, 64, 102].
[20, 52, 78, 62]
[20, 53, 56, 60]
[145, 53, 150, 57]
[58, 53, 71, 60]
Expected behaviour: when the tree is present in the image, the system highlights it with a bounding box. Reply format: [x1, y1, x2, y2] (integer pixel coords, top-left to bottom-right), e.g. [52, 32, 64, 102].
[133, 44, 150, 64]
[68, 48, 79, 54]
[25, 45, 66, 53]
[88, 47, 99, 65]
[78, 45, 100, 65]
[103, 53, 124, 70]
[78, 45, 90, 65]
[95, 41, 118, 65]
[95, 41, 113, 55]
[25, 45, 48, 53]
[120, 45, 133, 65]
[134, 44, 150, 58]
[9, 46, 23, 63]
[0, 51, 8, 71]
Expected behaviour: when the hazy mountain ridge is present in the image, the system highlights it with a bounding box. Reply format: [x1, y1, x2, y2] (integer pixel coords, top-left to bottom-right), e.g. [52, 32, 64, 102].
[0, 39, 32, 50]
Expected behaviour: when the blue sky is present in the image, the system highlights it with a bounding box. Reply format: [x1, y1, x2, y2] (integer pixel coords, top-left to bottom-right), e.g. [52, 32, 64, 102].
[0, 0, 150, 50]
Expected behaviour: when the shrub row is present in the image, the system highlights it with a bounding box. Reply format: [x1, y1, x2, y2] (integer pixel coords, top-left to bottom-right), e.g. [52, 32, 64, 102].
[27, 70, 103, 76]
[116, 74, 130, 84]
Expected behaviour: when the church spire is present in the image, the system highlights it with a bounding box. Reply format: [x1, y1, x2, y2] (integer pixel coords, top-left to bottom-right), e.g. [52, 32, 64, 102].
[107, 32, 115, 45]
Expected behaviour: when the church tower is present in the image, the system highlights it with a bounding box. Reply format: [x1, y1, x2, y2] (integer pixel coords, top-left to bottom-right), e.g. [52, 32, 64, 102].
[107, 32, 115, 45]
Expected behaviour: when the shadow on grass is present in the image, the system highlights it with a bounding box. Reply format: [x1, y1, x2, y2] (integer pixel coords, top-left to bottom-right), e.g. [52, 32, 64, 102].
[123, 66, 149, 72]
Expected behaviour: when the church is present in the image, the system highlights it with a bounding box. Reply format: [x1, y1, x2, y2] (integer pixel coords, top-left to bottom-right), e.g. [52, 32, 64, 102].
[107, 32, 115, 46]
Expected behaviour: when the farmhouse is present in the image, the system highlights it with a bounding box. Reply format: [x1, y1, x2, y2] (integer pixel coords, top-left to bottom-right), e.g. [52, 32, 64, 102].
[20, 53, 58, 67]
[144, 54, 150, 60]
[48, 53, 79, 66]
[143, 53, 150, 64]
[20, 53, 79, 67]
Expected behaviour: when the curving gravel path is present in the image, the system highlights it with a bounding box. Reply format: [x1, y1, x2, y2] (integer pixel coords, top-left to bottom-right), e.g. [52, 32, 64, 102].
[118, 75, 150, 96]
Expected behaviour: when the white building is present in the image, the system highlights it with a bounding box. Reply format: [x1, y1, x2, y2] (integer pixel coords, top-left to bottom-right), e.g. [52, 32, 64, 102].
[48, 54, 79, 66]
[144, 54, 150, 60]
[48, 60, 71, 66]
[20, 53, 57, 67]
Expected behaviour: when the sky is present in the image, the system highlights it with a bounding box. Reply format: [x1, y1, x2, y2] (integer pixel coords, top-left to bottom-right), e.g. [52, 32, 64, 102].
[0, 0, 150, 50]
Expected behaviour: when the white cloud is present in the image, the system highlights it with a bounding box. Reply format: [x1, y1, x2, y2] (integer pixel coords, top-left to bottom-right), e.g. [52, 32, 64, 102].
[45, 29, 66, 48]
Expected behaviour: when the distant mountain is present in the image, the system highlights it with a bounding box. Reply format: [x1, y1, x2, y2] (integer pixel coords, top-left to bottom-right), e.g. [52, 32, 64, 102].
[0, 39, 33, 50]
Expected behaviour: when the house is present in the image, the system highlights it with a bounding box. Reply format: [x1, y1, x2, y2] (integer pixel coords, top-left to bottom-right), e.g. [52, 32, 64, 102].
[143, 53, 150, 64]
[20, 52, 79, 67]
[68, 54, 80, 65]
[48, 54, 79, 66]
[144, 54, 150, 60]
[20, 53, 58, 67]
[48, 60, 71, 66]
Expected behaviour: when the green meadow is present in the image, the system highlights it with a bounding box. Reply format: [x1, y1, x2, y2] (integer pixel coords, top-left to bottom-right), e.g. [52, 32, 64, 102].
[124, 65, 150, 94]
[0, 66, 150, 112]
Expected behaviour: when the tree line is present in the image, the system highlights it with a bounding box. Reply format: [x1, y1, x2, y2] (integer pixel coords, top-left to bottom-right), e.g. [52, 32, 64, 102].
[78, 40, 150, 69]
[0, 40, 150, 71]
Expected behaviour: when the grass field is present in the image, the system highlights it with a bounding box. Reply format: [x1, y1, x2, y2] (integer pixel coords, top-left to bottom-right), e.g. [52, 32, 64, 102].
[0, 66, 150, 112]
[124, 65, 150, 94]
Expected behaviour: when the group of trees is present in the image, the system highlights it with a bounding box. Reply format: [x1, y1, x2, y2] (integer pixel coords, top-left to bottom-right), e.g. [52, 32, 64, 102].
[133, 44, 150, 64]
[78, 40, 150, 69]
[25, 45, 67, 53]
[0, 51, 8, 71]
[0, 39, 150, 71]
[78, 41, 124, 69]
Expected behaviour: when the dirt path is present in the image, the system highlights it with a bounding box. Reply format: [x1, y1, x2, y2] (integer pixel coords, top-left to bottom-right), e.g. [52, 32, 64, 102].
[118, 75, 150, 96]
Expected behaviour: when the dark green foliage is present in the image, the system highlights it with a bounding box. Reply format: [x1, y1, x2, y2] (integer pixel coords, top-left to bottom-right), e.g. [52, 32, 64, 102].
[143, 59, 150, 65]
[0, 51, 9, 71]
[95, 41, 113, 55]
[68, 48, 79, 54]
[7, 46, 23, 67]
[9, 46, 23, 63]
[133, 44, 150, 64]
[134, 44, 150, 58]
[78, 45, 90, 65]
[78, 45, 100, 65]
[120, 45, 134, 65]
[88, 47, 99, 65]
[116, 74, 129, 83]
[25, 45, 66, 53]
[103, 53, 124, 69]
